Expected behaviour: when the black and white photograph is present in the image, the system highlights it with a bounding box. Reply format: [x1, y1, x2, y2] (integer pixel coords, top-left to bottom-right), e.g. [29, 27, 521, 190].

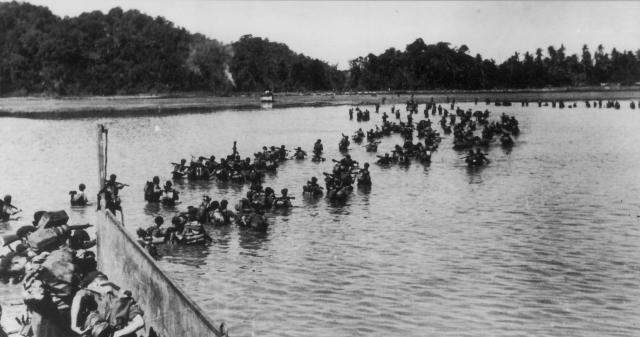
[0, 1, 639, 336]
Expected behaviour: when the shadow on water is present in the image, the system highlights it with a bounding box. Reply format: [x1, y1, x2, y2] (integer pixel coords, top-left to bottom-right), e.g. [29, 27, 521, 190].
[212, 180, 245, 194]
[325, 198, 352, 215]
[186, 179, 220, 192]
[156, 201, 183, 214]
[171, 177, 188, 187]
[356, 185, 371, 194]
[270, 207, 293, 217]
[397, 163, 411, 172]
[207, 225, 233, 251]
[238, 228, 270, 254]
[325, 199, 345, 209]
[143, 202, 161, 216]
[465, 166, 485, 184]
[375, 162, 392, 170]
[69, 205, 94, 217]
[227, 182, 244, 193]
[264, 170, 278, 179]
[214, 180, 230, 190]
[159, 243, 212, 268]
[356, 185, 372, 202]
[301, 194, 323, 206]
[356, 185, 371, 207]
[0, 220, 11, 232]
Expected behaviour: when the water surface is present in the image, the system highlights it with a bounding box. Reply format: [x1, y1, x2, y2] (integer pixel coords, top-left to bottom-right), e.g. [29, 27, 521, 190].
[1, 102, 640, 336]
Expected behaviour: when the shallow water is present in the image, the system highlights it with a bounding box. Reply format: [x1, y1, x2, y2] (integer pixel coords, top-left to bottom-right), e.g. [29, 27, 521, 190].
[1, 101, 640, 336]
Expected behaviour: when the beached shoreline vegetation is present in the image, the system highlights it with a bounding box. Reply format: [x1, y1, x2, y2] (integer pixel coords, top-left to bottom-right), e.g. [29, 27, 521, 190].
[1, 2, 640, 97]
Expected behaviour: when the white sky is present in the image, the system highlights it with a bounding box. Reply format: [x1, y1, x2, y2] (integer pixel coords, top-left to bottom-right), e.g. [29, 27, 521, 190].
[21, 1, 640, 69]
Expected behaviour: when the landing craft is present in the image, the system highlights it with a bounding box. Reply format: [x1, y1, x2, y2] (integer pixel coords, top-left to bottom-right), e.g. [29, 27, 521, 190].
[260, 90, 274, 103]
[260, 90, 274, 109]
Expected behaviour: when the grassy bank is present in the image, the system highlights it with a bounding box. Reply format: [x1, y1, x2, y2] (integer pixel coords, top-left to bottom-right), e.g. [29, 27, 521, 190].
[1, 88, 640, 118]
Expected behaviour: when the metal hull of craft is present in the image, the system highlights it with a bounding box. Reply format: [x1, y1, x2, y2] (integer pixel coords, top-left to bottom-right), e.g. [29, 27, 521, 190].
[96, 124, 222, 336]
[97, 211, 222, 337]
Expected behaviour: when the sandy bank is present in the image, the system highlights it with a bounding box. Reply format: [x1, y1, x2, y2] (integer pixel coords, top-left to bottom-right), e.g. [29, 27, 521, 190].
[1, 88, 639, 118]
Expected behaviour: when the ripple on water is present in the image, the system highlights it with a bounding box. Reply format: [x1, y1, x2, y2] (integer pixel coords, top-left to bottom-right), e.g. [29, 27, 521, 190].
[2, 103, 640, 336]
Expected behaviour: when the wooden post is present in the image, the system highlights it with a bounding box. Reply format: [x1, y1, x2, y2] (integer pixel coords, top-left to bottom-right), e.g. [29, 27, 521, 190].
[97, 124, 107, 191]
[96, 124, 107, 263]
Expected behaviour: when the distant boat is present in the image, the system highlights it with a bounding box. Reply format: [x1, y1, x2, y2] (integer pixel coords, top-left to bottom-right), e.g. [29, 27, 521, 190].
[260, 90, 274, 103]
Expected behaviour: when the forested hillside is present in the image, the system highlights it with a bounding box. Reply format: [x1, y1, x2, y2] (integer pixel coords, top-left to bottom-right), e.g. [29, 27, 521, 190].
[0, 2, 639, 96]
[0, 2, 343, 95]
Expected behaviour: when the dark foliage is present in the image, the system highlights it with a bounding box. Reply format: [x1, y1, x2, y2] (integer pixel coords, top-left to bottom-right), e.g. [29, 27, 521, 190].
[348, 38, 640, 90]
[0, 2, 343, 95]
[1, 2, 639, 95]
[230, 35, 345, 92]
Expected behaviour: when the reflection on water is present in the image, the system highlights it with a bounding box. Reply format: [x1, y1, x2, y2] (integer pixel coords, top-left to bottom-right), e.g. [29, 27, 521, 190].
[238, 230, 270, 254]
[466, 166, 485, 184]
[143, 202, 162, 216]
[208, 226, 233, 251]
[1, 102, 640, 336]
[160, 244, 212, 269]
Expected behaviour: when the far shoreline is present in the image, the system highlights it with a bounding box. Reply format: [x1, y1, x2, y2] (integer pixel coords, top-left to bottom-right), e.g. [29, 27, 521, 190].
[1, 87, 639, 119]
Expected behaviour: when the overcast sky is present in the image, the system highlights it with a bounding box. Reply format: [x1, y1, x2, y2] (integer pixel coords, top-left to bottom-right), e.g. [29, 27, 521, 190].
[23, 0, 640, 69]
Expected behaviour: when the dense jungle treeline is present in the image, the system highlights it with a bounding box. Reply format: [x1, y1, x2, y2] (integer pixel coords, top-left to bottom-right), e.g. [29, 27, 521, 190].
[349, 38, 640, 90]
[1, 2, 639, 96]
[0, 2, 345, 95]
